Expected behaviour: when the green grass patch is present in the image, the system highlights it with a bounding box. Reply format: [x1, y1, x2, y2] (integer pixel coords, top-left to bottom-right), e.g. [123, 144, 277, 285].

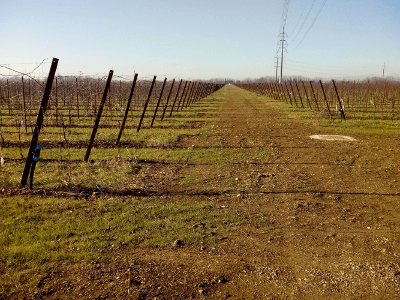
[0, 195, 242, 266]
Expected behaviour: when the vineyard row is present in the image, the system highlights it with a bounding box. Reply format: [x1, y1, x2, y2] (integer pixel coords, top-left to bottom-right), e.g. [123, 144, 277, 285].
[237, 79, 400, 120]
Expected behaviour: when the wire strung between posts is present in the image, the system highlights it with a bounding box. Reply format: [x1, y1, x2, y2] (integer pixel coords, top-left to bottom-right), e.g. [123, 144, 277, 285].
[0, 57, 52, 87]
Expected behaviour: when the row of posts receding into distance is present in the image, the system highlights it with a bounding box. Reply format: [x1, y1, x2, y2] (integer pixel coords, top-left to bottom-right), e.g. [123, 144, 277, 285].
[18, 58, 223, 187]
[237, 79, 400, 120]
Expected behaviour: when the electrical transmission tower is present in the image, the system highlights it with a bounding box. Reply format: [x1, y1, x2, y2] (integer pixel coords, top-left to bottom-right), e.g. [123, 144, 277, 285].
[274, 56, 280, 82]
[279, 27, 287, 83]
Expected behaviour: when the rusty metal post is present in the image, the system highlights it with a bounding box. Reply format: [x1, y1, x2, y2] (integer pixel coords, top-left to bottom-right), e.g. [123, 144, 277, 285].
[169, 79, 183, 117]
[161, 79, 175, 121]
[20, 58, 59, 187]
[150, 77, 167, 127]
[84, 70, 114, 162]
[137, 76, 156, 132]
[319, 80, 332, 121]
[332, 80, 346, 121]
[116, 73, 138, 145]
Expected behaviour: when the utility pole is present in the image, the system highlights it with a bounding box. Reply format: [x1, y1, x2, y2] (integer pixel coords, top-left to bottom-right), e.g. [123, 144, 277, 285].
[274, 56, 280, 82]
[280, 27, 285, 83]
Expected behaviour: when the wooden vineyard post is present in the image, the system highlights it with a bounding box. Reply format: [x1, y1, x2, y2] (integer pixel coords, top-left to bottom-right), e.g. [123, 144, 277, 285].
[84, 70, 114, 162]
[55, 78, 58, 126]
[301, 81, 312, 110]
[341, 81, 344, 99]
[352, 81, 355, 112]
[178, 81, 191, 111]
[278, 83, 287, 104]
[295, 82, 305, 108]
[185, 82, 197, 108]
[28, 145, 41, 190]
[161, 79, 175, 121]
[270, 83, 277, 101]
[289, 82, 299, 107]
[20, 57, 59, 187]
[189, 82, 202, 106]
[168, 80, 183, 117]
[192, 83, 204, 105]
[319, 80, 332, 121]
[0, 83, 2, 126]
[309, 82, 319, 111]
[22, 76, 27, 132]
[332, 80, 346, 121]
[189, 82, 200, 106]
[284, 83, 293, 106]
[116, 73, 138, 145]
[276, 83, 284, 102]
[183, 82, 196, 110]
[269, 83, 275, 100]
[381, 81, 386, 119]
[365, 80, 370, 113]
[76, 78, 80, 119]
[137, 76, 156, 133]
[150, 77, 167, 127]
[7, 79, 11, 116]
[174, 81, 191, 116]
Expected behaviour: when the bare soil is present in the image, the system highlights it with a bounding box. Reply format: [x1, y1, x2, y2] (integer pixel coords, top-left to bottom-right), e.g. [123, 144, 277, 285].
[4, 85, 400, 299]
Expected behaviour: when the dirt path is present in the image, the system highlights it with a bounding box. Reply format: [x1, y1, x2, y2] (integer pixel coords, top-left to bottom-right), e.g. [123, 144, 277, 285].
[28, 85, 400, 299]
[180, 85, 400, 299]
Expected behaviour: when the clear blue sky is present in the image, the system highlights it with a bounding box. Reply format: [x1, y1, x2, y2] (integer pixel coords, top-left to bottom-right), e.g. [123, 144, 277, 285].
[1, 0, 399, 81]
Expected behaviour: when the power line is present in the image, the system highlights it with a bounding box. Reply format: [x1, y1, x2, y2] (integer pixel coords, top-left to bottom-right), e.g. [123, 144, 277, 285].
[285, 59, 383, 71]
[288, 0, 318, 43]
[287, 0, 311, 38]
[276, 0, 291, 56]
[288, 0, 329, 53]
